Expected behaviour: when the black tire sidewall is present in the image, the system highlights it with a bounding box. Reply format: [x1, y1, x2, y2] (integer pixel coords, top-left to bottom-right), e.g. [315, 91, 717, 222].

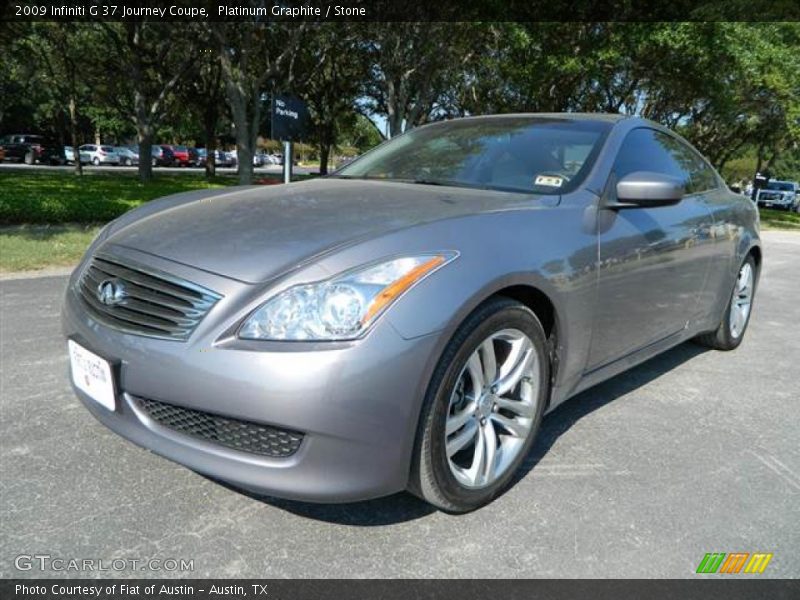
[414, 298, 549, 512]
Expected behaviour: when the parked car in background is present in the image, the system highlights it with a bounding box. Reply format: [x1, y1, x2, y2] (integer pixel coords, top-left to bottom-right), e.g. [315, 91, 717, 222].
[116, 146, 139, 166]
[194, 148, 207, 167]
[0, 134, 65, 165]
[80, 144, 120, 166]
[225, 150, 238, 167]
[152, 145, 175, 167]
[756, 180, 799, 211]
[64, 146, 90, 165]
[253, 152, 265, 167]
[214, 150, 236, 168]
[187, 147, 200, 167]
[170, 145, 192, 167]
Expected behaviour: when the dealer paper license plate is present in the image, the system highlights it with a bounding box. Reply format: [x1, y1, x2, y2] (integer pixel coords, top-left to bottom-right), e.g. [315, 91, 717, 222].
[68, 340, 115, 410]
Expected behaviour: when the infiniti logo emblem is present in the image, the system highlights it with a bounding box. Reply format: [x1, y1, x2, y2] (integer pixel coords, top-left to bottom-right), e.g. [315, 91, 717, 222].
[97, 279, 127, 306]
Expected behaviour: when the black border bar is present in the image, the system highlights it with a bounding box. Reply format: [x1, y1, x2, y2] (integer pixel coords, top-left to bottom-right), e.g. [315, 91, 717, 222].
[3, 579, 800, 600]
[2, 0, 800, 22]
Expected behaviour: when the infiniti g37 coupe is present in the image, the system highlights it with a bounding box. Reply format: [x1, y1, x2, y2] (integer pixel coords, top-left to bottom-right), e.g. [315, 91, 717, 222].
[63, 114, 760, 512]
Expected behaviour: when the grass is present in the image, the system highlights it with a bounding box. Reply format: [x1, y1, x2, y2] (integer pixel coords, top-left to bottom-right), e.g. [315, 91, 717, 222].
[0, 170, 240, 224]
[759, 207, 800, 230]
[0, 169, 244, 271]
[0, 224, 102, 272]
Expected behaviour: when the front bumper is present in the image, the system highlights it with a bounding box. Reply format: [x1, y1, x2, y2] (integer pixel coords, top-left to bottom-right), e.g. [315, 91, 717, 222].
[62, 253, 441, 502]
[757, 196, 794, 209]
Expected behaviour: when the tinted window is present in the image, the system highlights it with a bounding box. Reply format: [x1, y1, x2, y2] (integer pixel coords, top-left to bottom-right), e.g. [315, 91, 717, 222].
[335, 117, 611, 195]
[613, 128, 718, 195]
[765, 181, 795, 191]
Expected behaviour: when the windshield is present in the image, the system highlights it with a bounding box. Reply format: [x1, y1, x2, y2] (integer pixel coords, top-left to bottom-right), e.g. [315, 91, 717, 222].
[766, 181, 794, 191]
[333, 117, 611, 194]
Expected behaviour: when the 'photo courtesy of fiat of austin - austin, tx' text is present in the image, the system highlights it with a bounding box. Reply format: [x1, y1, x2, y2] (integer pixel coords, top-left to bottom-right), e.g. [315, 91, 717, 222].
[63, 114, 760, 513]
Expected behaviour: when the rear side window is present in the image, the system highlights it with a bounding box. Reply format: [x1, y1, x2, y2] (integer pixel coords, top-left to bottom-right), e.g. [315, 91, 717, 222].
[613, 128, 719, 195]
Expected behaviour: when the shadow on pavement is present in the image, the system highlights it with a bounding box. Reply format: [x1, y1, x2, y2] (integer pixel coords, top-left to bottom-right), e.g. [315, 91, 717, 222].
[207, 341, 708, 526]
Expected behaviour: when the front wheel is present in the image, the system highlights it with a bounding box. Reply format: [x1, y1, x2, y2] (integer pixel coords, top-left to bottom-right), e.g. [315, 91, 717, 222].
[410, 297, 549, 512]
[695, 255, 757, 351]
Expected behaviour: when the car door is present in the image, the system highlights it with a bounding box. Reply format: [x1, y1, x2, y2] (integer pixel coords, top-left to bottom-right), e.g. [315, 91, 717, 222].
[587, 128, 715, 369]
[9, 135, 25, 160]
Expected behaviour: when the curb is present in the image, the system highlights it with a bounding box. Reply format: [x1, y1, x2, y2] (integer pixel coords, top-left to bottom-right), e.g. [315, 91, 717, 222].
[0, 266, 76, 281]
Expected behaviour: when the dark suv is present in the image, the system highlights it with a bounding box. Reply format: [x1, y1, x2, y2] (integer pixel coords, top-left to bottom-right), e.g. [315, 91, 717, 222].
[0, 134, 66, 165]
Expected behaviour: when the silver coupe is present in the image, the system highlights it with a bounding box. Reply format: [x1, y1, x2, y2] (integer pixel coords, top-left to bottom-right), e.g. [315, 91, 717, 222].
[63, 114, 761, 512]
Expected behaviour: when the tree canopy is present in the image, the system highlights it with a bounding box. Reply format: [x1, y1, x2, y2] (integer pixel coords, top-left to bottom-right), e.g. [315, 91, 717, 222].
[2, 21, 798, 183]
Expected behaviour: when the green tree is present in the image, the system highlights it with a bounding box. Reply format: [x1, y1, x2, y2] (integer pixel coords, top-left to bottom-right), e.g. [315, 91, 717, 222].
[97, 21, 198, 181]
[210, 18, 306, 184]
[294, 23, 369, 174]
[361, 23, 480, 138]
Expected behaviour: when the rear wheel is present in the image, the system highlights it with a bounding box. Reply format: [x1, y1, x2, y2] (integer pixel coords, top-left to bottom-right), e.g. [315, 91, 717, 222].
[410, 297, 549, 512]
[695, 255, 757, 350]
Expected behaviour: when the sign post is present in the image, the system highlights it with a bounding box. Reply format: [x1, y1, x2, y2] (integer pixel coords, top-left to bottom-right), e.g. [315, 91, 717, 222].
[283, 140, 292, 184]
[271, 94, 310, 184]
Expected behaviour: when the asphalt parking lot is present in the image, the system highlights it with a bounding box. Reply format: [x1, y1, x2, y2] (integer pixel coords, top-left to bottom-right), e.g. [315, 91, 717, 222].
[1, 230, 798, 579]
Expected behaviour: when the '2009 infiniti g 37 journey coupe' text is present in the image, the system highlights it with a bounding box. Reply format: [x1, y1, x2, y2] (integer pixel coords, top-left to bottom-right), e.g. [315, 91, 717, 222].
[63, 114, 760, 512]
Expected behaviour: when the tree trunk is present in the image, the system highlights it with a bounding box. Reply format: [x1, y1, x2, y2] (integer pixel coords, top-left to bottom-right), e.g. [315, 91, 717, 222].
[137, 128, 154, 183]
[235, 135, 255, 184]
[319, 142, 331, 175]
[203, 113, 218, 179]
[226, 86, 257, 185]
[134, 90, 154, 182]
[68, 96, 82, 176]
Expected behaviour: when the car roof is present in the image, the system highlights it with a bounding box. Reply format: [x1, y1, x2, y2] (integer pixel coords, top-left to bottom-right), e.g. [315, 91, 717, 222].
[446, 112, 630, 124]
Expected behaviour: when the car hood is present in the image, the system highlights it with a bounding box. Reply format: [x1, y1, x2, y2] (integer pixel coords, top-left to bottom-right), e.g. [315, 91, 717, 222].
[106, 178, 544, 283]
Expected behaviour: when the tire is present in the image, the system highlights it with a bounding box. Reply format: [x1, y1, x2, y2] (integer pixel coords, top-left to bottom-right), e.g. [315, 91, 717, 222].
[409, 297, 549, 512]
[695, 255, 757, 351]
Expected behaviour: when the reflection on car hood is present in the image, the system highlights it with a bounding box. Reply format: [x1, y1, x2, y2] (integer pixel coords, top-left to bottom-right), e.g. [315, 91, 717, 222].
[106, 178, 543, 283]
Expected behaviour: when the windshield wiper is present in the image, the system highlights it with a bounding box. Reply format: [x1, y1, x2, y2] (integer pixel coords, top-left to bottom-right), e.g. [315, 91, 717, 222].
[407, 178, 486, 190]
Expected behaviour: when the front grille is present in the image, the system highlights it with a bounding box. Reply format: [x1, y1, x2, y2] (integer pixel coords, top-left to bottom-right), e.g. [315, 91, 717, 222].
[759, 192, 781, 200]
[78, 254, 221, 341]
[135, 397, 304, 458]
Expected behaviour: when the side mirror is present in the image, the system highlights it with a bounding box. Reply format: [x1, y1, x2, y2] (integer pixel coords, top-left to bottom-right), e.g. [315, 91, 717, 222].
[610, 171, 685, 208]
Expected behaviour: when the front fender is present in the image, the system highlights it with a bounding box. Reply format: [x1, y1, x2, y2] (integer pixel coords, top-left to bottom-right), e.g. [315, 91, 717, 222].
[313, 205, 600, 398]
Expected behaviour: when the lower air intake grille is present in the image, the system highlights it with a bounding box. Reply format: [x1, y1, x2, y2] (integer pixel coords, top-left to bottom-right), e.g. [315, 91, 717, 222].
[135, 397, 303, 458]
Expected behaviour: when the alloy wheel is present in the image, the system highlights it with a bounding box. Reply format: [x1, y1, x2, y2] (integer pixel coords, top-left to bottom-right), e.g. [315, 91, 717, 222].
[729, 261, 753, 339]
[445, 328, 539, 489]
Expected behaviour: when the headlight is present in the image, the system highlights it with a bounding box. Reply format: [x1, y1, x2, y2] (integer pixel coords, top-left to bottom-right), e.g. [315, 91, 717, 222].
[238, 252, 458, 341]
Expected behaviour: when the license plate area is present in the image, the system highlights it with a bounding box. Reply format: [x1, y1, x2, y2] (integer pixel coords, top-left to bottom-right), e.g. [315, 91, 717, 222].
[68, 339, 116, 411]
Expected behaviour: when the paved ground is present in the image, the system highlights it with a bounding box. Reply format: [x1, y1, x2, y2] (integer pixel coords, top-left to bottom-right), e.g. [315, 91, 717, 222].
[1, 231, 798, 579]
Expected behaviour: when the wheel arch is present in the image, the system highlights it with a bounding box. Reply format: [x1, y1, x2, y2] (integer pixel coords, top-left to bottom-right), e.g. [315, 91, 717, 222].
[418, 277, 565, 415]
